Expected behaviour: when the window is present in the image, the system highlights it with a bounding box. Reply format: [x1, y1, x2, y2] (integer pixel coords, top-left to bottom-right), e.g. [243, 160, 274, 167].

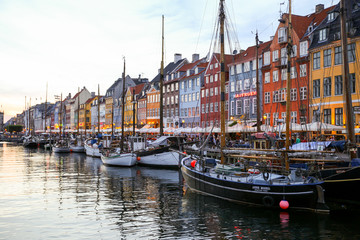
[236, 80, 241, 91]
[273, 70, 279, 82]
[230, 66, 235, 75]
[264, 72, 270, 83]
[272, 50, 279, 62]
[290, 88, 297, 101]
[210, 75, 213, 82]
[236, 64, 242, 73]
[280, 89, 286, 102]
[335, 108, 343, 126]
[188, 79, 192, 88]
[273, 90, 279, 102]
[319, 29, 327, 42]
[264, 51, 270, 65]
[281, 69, 287, 80]
[214, 87, 218, 95]
[230, 81, 235, 92]
[175, 95, 178, 104]
[264, 92, 270, 103]
[300, 41, 308, 56]
[281, 48, 287, 65]
[253, 98, 257, 114]
[278, 27, 287, 43]
[244, 99, 250, 116]
[210, 88, 213, 96]
[300, 87, 307, 100]
[251, 77, 256, 89]
[323, 49, 332, 67]
[231, 101, 235, 115]
[313, 52, 320, 69]
[291, 111, 297, 123]
[206, 103, 209, 113]
[291, 45, 297, 57]
[244, 62, 250, 72]
[328, 12, 337, 22]
[206, 89, 209, 97]
[192, 93, 196, 102]
[201, 90, 204, 98]
[197, 78, 200, 86]
[350, 73, 356, 93]
[210, 103, 213, 112]
[196, 92, 199, 101]
[236, 100, 242, 115]
[244, 79, 250, 89]
[206, 76, 209, 84]
[281, 112, 286, 122]
[335, 46, 342, 65]
[323, 77, 331, 97]
[215, 74, 218, 82]
[300, 64, 307, 77]
[348, 43, 356, 62]
[290, 67, 297, 79]
[335, 75, 343, 95]
[324, 109, 331, 124]
[201, 104, 205, 113]
[215, 102, 218, 112]
[273, 112, 279, 124]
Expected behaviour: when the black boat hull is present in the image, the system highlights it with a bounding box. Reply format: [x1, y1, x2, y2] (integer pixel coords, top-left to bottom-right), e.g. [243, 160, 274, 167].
[181, 159, 328, 212]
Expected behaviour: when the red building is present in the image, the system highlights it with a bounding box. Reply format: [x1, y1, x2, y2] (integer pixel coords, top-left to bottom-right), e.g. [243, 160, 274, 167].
[262, 4, 332, 126]
[201, 53, 233, 128]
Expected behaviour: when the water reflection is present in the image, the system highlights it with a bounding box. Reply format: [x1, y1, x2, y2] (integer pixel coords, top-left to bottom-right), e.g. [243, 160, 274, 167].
[1, 143, 360, 239]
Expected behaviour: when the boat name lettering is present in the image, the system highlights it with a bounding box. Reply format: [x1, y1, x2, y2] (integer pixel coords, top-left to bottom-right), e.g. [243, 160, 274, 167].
[252, 186, 270, 192]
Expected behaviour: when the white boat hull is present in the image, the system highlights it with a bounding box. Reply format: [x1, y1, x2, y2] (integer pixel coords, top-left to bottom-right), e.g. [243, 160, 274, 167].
[137, 151, 180, 167]
[70, 145, 85, 153]
[101, 153, 137, 167]
[84, 143, 101, 157]
[53, 146, 70, 153]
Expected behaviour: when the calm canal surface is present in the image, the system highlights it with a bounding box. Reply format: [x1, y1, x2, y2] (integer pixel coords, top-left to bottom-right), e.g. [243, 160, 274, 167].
[1, 142, 360, 240]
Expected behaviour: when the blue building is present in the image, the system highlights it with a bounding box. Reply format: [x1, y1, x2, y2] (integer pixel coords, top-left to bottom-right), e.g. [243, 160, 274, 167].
[179, 55, 207, 128]
[228, 41, 271, 125]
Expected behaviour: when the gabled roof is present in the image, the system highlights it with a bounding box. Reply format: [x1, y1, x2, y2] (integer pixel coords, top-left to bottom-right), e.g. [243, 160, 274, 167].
[128, 83, 146, 96]
[85, 96, 96, 104]
[229, 40, 272, 65]
[150, 58, 188, 84]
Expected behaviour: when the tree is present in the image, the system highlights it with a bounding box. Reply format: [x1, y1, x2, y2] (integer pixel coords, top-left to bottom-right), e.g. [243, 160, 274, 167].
[6, 125, 23, 133]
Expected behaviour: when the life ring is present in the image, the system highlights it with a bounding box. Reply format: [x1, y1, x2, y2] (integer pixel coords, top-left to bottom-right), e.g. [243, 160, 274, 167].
[248, 168, 260, 174]
[266, 160, 272, 166]
[262, 196, 274, 207]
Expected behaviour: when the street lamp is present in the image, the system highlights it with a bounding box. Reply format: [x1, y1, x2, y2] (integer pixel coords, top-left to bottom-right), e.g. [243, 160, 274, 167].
[182, 119, 185, 128]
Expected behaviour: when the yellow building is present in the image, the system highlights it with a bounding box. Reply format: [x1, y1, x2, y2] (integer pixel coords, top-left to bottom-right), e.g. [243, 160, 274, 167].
[105, 96, 113, 130]
[124, 84, 146, 128]
[84, 96, 97, 130]
[309, 5, 360, 132]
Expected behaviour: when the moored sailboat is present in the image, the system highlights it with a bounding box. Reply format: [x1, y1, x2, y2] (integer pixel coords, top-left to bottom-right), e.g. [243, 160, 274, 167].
[180, 0, 328, 212]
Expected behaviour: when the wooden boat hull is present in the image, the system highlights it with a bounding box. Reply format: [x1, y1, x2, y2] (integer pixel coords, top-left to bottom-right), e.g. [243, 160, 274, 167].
[101, 153, 136, 167]
[181, 157, 328, 212]
[321, 166, 360, 202]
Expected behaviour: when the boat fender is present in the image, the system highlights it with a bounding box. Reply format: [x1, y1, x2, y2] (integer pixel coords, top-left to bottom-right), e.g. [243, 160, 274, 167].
[262, 196, 274, 207]
[137, 156, 141, 161]
[263, 172, 269, 181]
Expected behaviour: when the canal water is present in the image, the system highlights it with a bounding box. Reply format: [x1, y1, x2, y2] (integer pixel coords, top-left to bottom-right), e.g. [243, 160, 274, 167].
[1, 142, 360, 240]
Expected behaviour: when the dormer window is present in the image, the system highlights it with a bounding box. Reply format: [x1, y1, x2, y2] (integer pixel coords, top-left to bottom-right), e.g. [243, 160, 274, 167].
[187, 69, 190, 76]
[327, 12, 338, 22]
[319, 29, 327, 42]
[278, 27, 287, 43]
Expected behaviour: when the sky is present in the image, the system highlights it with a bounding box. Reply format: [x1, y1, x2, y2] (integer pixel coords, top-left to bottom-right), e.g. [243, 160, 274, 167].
[0, 0, 337, 122]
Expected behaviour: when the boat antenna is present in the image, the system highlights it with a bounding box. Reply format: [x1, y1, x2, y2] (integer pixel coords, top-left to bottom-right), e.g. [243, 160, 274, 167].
[255, 30, 261, 132]
[97, 84, 100, 135]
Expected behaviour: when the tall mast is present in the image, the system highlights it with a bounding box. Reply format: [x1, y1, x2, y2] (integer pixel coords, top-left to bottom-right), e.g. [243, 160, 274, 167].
[285, 0, 292, 170]
[59, 93, 62, 140]
[121, 58, 126, 152]
[77, 87, 80, 135]
[25, 96, 27, 134]
[44, 82, 48, 132]
[340, 0, 355, 149]
[111, 95, 114, 137]
[97, 84, 100, 135]
[29, 98, 31, 135]
[159, 15, 164, 136]
[255, 31, 261, 132]
[132, 88, 136, 136]
[220, 0, 226, 164]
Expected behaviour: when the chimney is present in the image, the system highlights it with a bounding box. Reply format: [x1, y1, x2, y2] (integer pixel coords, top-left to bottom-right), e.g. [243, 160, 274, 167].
[174, 53, 182, 63]
[91, 92, 95, 97]
[192, 54, 199, 63]
[315, 4, 324, 13]
[270, 36, 274, 40]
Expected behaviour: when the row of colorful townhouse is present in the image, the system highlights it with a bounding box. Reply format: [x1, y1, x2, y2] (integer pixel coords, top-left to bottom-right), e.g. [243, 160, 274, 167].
[14, 1, 360, 134]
